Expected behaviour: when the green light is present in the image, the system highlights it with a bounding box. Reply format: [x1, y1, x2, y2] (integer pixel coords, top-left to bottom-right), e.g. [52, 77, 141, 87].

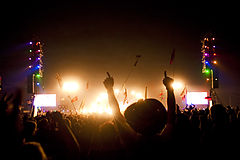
[36, 74, 41, 78]
[29, 50, 32, 52]
[205, 69, 210, 74]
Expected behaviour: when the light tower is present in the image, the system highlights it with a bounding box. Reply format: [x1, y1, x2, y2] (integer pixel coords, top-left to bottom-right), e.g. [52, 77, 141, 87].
[27, 40, 44, 94]
[201, 33, 219, 104]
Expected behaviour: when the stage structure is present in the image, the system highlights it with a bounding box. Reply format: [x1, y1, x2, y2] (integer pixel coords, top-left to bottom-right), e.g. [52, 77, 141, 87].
[201, 33, 219, 104]
[27, 40, 44, 94]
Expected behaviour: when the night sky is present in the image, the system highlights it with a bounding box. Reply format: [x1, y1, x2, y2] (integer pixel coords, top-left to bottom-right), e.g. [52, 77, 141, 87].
[0, 1, 240, 106]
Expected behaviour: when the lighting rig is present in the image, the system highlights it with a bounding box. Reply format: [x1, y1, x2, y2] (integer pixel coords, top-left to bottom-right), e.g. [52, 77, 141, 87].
[201, 33, 219, 104]
[27, 40, 44, 94]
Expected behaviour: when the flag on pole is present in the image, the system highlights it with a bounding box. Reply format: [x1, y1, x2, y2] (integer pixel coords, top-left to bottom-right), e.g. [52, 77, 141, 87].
[180, 86, 187, 101]
[134, 55, 141, 66]
[79, 99, 85, 109]
[56, 73, 63, 89]
[169, 49, 175, 65]
[71, 96, 78, 103]
[159, 90, 164, 101]
[123, 88, 128, 105]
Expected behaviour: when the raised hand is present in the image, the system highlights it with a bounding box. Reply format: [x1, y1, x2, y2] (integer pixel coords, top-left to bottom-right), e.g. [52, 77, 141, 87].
[163, 71, 174, 91]
[103, 72, 114, 90]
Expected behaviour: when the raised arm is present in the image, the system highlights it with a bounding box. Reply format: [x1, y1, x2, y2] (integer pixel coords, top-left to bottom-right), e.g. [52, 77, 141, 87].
[103, 73, 123, 120]
[103, 73, 138, 143]
[161, 71, 176, 136]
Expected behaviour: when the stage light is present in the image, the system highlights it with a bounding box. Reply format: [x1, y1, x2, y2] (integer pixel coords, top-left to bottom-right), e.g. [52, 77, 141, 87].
[205, 69, 210, 74]
[99, 92, 108, 100]
[29, 42, 32, 45]
[114, 89, 120, 94]
[28, 65, 32, 68]
[36, 74, 41, 78]
[131, 91, 136, 95]
[172, 81, 183, 90]
[135, 93, 143, 99]
[29, 50, 32, 52]
[213, 60, 217, 64]
[36, 82, 40, 86]
[205, 61, 209, 64]
[213, 46, 216, 48]
[63, 81, 79, 92]
[29, 58, 31, 60]
[213, 53, 216, 56]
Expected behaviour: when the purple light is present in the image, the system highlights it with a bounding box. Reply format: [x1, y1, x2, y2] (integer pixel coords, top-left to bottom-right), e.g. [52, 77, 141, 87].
[205, 53, 208, 56]
[29, 58, 32, 60]
[213, 46, 216, 48]
[29, 42, 32, 45]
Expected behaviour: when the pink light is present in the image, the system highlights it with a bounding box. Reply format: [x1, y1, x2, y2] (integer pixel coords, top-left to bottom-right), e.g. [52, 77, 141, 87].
[29, 58, 32, 60]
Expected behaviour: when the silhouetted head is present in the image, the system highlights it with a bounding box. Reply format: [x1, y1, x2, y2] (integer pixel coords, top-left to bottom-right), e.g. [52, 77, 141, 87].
[124, 98, 167, 136]
[98, 121, 117, 141]
[210, 104, 227, 125]
[97, 121, 121, 150]
[23, 120, 37, 138]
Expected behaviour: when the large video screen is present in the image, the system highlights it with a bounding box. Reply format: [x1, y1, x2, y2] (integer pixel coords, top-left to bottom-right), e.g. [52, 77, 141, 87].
[34, 94, 56, 107]
[187, 92, 208, 105]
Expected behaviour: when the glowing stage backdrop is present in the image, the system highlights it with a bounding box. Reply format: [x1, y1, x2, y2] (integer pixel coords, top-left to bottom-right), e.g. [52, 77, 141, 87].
[186, 92, 208, 105]
[34, 94, 56, 107]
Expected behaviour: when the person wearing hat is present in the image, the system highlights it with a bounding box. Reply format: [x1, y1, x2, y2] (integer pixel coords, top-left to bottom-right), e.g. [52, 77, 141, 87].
[103, 71, 176, 158]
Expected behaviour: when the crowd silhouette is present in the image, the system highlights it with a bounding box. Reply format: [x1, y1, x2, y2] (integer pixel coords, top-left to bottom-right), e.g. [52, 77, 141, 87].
[0, 72, 239, 159]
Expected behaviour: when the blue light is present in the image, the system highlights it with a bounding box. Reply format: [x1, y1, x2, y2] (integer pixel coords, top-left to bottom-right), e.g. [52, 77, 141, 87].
[37, 65, 40, 69]
[36, 82, 40, 86]
[29, 42, 33, 45]
[205, 61, 209, 64]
